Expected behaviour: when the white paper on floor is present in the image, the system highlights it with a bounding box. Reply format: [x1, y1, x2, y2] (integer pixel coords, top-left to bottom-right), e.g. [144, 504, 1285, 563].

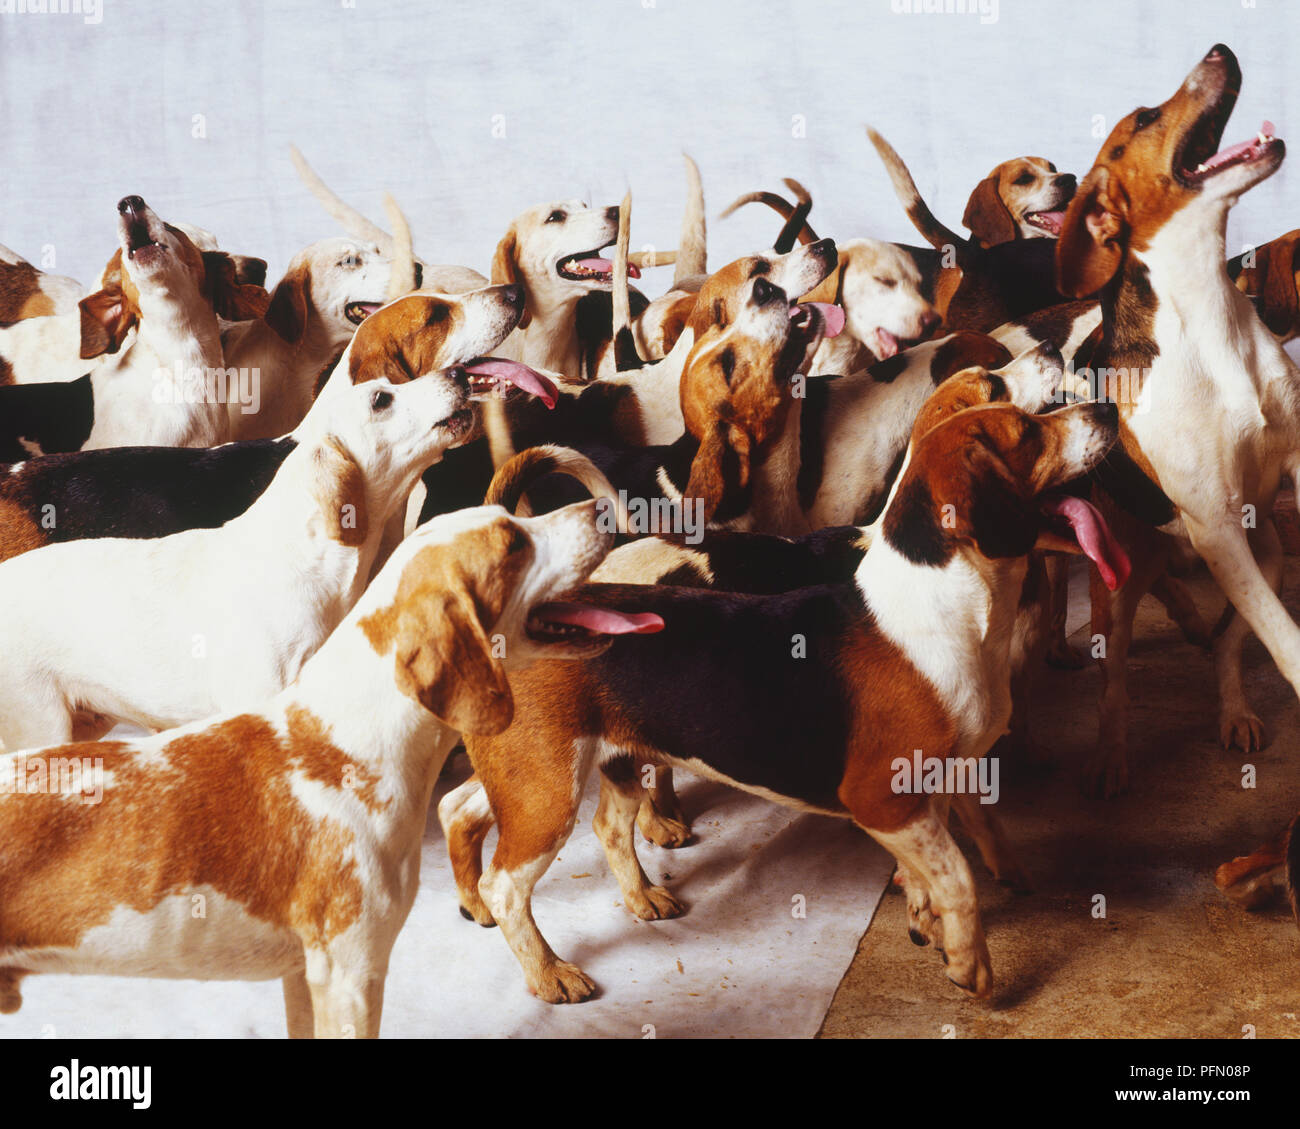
[1, 749, 893, 1039]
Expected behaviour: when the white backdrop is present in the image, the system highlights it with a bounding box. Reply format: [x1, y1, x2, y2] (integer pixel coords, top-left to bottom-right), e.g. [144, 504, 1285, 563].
[1, 0, 1297, 297]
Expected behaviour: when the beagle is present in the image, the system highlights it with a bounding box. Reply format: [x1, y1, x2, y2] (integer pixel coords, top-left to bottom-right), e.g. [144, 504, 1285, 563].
[489, 198, 638, 381]
[445, 399, 1123, 1003]
[0, 197, 269, 448]
[869, 130, 1073, 333]
[223, 237, 415, 440]
[0, 243, 82, 324]
[0, 371, 474, 752]
[0, 286, 547, 567]
[0, 499, 659, 1037]
[962, 157, 1077, 248]
[1052, 44, 1300, 794]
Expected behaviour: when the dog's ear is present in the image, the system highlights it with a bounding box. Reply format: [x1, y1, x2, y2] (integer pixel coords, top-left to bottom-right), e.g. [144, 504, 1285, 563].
[490, 226, 530, 328]
[1255, 232, 1300, 338]
[963, 439, 1038, 559]
[394, 584, 514, 734]
[78, 279, 138, 358]
[264, 262, 311, 343]
[963, 176, 1018, 248]
[202, 250, 271, 321]
[231, 255, 269, 289]
[1055, 168, 1126, 299]
[307, 436, 368, 546]
[683, 419, 750, 524]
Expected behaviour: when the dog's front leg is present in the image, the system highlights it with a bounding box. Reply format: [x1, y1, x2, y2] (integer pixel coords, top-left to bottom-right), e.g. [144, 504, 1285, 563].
[305, 950, 386, 1038]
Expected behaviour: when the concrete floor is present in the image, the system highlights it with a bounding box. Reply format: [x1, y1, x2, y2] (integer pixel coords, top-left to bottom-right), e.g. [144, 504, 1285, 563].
[820, 561, 1300, 1038]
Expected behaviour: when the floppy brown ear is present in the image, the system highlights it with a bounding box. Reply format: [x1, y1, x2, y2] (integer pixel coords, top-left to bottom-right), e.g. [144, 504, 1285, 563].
[1255, 232, 1300, 338]
[394, 587, 514, 734]
[307, 436, 368, 546]
[231, 255, 269, 289]
[962, 177, 1018, 248]
[490, 226, 530, 328]
[1054, 168, 1126, 299]
[264, 264, 311, 343]
[683, 420, 750, 523]
[963, 441, 1038, 559]
[202, 250, 271, 321]
[78, 285, 137, 358]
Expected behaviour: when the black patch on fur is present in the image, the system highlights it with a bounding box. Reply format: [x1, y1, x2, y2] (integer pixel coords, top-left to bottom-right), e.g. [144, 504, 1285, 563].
[796, 376, 832, 510]
[882, 476, 952, 566]
[868, 352, 909, 383]
[1091, 443, 1177, 528]
[574, 288, 650, 381]
[0, 373, 93, 460]
[859, 445, 910, 527]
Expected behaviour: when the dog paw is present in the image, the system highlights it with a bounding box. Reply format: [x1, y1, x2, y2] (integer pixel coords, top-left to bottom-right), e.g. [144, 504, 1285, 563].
[457, 897, 497, 928]
[637, 809, 692, 849]
[1219, 711, 1266, 753]
[625, 884, 685, 921]
[529, 960, 596, 1004]
[945, 951, 993, 999]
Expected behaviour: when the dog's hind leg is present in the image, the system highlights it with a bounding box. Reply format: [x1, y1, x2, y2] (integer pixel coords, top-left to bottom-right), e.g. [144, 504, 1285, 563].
[593, 760, 685, 921]
[438, 774, 498, 926]
[281, 967, 314, 1039]
[636, 764, 691, 848]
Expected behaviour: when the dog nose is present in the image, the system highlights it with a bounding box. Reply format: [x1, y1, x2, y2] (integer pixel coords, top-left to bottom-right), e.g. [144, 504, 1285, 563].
[921, 309, 942, 334]
[447, 366, 470, 395]
[501, 283, 524, 309]
[1055, 173, 1077, 190]
[605, 205, 619, 221]
[1205, 44, 1229, 62]
[810, 238, 838, 270]
[118, 195, 146, 216]
[412, 261, 423, 288]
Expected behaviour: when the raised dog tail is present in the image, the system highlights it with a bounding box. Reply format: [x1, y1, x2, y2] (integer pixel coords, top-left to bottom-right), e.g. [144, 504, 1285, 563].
[485, 444, 629, 534]
[612, 192, 645, 371]
[674, 154, 708, 286]
[867, 126, 974, 266]
[719, 178, 820, 250]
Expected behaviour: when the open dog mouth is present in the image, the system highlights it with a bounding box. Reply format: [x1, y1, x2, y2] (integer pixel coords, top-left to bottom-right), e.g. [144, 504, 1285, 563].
[525, 601, 663, 645]
[556, 248, 641, 284]
[345, 302, 383, 325]
[1025, 210, 1067, 236]
[1039, 494, 1131, 590]
[435, 406, 476, 435]
[122, 217, 163, 264]
[1177, 118, 1281, 185]
[462, 358, 559, 409]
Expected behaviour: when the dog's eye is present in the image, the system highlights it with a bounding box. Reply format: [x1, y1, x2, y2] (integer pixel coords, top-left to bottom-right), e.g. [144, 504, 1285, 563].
[340, 253, 361, 269]
[1135, 107, 1161, 130]
[370, 388, 393, 411]
[873, 276, 898, 289]
[1013, 172, 1035, 186]
[751, 277, 776, 305]
[545, 210, 566, 224]
[718, 347, 736, 384]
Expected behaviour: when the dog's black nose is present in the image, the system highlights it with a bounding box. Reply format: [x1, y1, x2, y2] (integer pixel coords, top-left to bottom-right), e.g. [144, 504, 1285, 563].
[1055, 173, 1077, 190]
[501, 283, 524, 309]
[412, 261, 423, 288]
[118, 195, 146, 216]
[1206, 44, 1229, 62]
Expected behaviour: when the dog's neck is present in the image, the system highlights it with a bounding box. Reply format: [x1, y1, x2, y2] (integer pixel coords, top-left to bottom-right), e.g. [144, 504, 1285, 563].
[857, 536, 1024, 753]
[745, 397, 811, 537]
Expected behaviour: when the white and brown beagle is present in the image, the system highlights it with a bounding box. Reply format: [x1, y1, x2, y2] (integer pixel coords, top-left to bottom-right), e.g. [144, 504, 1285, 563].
[0, 499, 659, 1037]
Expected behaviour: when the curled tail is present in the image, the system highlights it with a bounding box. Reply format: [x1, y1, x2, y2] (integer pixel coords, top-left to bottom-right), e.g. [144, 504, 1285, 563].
[719, 178, 820, 249]
[485, 444, 629, 533]
[866, 127, 974, 266]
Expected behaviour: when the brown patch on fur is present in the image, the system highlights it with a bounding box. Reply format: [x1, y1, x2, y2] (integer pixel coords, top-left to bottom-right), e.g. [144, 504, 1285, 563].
[929, 332, 1012, 385]
[345, 295, 466, 386]
[0, 353, 13, 387]
[490, 227, 531, 328]
[1235, 229, 1300, 340]
[0, 715, 377, 955]
[357, 520, 528, 733]
[78, 249, 141, 359]
[963, 176, 1019, 248]
[0, 495, 47, 562]
[309, 438, 369, 547]
[0, 261, 51, 323]
[264, 262, 312, 343]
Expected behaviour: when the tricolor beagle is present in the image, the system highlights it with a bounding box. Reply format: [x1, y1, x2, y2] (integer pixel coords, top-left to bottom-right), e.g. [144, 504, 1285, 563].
[1053, 44, 1300, 794]
[444, 399, 1123, 1003]
[0, 499, 657, 1037]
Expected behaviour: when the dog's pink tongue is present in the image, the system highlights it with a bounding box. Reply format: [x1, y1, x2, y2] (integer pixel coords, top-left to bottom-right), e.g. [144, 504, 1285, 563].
[1044, 495, 1131, 591]
[874, 327, 901, 358]
[463, 358, 558, 409]
[533, 602, 664, 635]
[575, 256, 641, 279]
[1034, 210, 1066, 236]
[800, 302, 845, 338]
